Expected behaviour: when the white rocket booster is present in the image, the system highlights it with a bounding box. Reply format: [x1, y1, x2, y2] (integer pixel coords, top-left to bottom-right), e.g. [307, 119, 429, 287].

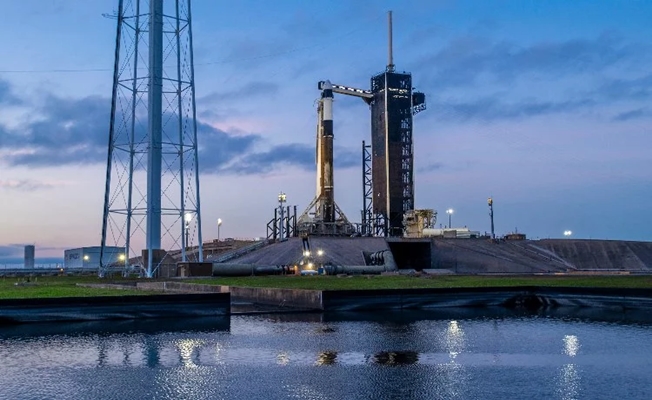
[317, 80, 335, 223]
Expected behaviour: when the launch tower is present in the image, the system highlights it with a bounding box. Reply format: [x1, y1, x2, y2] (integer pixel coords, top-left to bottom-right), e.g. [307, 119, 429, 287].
[100, 0, 203, 277]
[370, 66, 426, 236]
[367, 11, 427, 236]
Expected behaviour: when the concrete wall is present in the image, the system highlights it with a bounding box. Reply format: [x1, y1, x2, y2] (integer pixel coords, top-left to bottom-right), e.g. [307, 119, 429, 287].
[229, 287, 322, 310]
[0, 293, 230, 323]
[136, 281, 227, 293]
[534, 239, 652, 271]
[429, 239, 652, 273]
[320, 287, 652, 312]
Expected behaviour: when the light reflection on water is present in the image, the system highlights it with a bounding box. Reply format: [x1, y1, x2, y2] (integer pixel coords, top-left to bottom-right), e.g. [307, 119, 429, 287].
[0, 311, 650, 399]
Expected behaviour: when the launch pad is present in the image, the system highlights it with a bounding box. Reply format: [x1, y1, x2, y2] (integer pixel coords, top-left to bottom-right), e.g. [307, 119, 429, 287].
[274, 11, 427, 239]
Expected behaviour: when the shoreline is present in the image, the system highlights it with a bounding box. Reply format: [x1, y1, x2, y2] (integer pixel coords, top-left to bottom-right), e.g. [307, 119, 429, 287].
[2, 283, 652, 324]
[0, 292, 230, 324]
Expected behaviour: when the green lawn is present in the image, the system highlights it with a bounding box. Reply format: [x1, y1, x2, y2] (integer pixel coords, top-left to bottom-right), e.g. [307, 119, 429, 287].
[0, 276, 150, 299]
[1, 274, 650, 299]
[187, 275, 652, 291]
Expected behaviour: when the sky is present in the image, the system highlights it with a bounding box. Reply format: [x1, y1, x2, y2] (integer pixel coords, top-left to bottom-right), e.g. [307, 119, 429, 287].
[0, 0, 651, 263]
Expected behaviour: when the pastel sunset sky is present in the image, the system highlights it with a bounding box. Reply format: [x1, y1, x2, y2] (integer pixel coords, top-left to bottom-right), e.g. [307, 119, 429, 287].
[0, 0, 650, 263]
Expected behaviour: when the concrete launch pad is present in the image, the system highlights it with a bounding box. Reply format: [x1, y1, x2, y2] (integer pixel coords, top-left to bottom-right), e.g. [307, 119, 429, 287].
[217, 237, 652, 274]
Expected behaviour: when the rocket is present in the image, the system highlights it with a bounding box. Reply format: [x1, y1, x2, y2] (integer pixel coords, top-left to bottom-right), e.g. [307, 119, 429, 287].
[318, 80, 335, 223]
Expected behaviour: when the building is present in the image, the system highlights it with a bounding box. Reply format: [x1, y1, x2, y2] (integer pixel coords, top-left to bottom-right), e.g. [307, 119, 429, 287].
[422, 228, 481, 239]
[24, 245, 35, 268]
[370, 70, 426, 236]
[64, 246, 124, 269]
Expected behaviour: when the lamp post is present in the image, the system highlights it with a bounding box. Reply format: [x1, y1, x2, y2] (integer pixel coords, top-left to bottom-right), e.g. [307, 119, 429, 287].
[317, 249, 325, 271]
[446, 208, 454, 229]
[217, 218, 222, 241]
[184, 212, 193, 261]
[488, 198, 495, 239]
[564, 230, 572, 238]
[278, 192, 287, 240]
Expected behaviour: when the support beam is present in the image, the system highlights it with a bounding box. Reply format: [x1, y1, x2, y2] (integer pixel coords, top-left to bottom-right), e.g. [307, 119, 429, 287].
[146, 0, 163, 277]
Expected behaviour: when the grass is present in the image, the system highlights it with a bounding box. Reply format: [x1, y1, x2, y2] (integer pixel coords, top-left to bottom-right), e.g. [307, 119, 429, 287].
[187, 275, 652, 291]
[1, 274, 650, 299]
[0, 276, 151, 299]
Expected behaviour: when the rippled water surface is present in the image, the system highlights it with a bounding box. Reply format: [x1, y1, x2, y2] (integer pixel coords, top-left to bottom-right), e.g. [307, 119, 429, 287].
[1, 309, 651, 399]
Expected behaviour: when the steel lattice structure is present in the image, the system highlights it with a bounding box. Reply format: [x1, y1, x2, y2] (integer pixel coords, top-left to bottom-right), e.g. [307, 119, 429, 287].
[100, 0, 203, 277]
[361, 140, 373, 235]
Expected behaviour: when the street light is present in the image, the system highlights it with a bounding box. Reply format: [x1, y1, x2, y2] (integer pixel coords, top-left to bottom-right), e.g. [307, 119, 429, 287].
[217, 218, 223, 241]
[446, 208, 454, 229]
[118, 254, 126, 262]
[83, 255, 89, 261]
[184, 212, 193, 256]
[564, 230, 572, 237]
[278, 192, 287, 240]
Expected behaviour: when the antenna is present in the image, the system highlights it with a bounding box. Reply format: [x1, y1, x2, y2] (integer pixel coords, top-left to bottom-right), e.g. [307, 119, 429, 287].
[387, 11, 395, 72]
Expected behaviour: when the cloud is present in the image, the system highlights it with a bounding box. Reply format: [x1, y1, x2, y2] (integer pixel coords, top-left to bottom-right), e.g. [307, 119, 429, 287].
[430, 96, 595, 122]
[0, 179, 64, 191]
[199, 81, 279, 103]
[0, 78, 364, 176]
[415, 33, 643, 89]
[219, 143, 360, 175]
[0, 79, 21, 105]
[221, 143, 314, 175]
[0, 244, 22, 258]
[597, 74, 652, 101]
[612, 108, 652, 122]
[417, 162, 444, 173]
[0, 94, 109, 166]
[198, 123, 261, 172]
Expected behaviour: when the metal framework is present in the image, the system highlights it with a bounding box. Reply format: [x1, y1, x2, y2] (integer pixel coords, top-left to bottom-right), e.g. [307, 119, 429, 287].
[361, 140, 373, 235]
[266, 206, 298, 241]
[100, 0, 203, 277]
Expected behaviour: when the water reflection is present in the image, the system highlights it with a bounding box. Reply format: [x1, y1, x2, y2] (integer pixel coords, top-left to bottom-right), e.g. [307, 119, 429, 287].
[436, 320, 469, 399]
[559, 335, 581, 399]
[563, 335, 580, 357]
[371, 351, 419, 366]
[176, 338, 204, 368]
[0, 311, 650, 400]
[445, 320, 466, 360]
[316, 351, 337, 366]
[0, 317, 231, 339]
[276, 351, 290, 366]
[558, 363, 581, 400]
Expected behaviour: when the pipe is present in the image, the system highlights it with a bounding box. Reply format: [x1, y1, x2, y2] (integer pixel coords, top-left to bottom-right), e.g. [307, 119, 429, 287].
[213, 248, 397, 277]
[382, 249, 398, 270]
[322, 265, 391, 276]
[212, 263, 284, 277]
[387, 11, 394, 72]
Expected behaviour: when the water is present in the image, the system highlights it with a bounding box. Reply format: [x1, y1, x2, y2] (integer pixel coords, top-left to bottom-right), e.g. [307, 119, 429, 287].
[0, 310, 651, 399]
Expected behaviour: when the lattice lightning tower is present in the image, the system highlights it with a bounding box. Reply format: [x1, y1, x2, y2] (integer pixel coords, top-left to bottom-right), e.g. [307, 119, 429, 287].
[100, 0, 203, 277]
